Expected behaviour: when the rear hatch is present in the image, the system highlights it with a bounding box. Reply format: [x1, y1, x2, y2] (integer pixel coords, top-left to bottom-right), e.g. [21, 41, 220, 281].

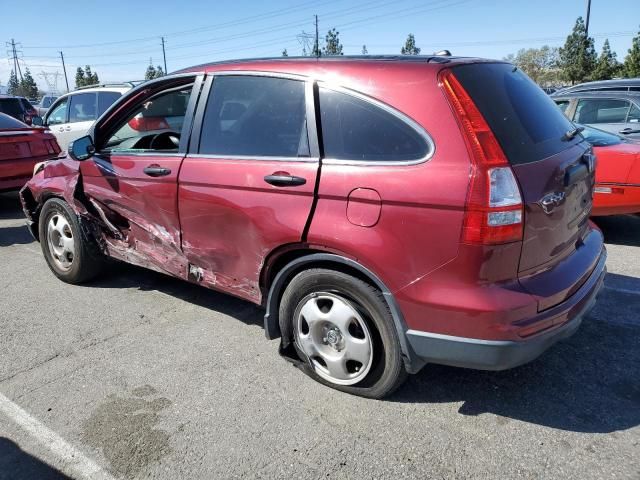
[453, 63, 598, 305]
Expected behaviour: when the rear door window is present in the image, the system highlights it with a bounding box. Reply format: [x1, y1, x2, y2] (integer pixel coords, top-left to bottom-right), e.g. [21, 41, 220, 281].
[199, 76, 309, 157]
[69, 93, 97, 123]
[98, 92, 122, 116]
[318, 88, 429, 162]
[452, 63, 578, 165]
[574, 98, 630, 124]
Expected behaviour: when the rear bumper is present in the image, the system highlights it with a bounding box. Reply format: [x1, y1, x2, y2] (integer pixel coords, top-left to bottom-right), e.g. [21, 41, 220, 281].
[406, 248, 607, 371]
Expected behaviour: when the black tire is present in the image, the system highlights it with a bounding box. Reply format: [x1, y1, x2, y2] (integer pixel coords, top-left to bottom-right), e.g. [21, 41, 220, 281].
[279, 268, 407, 399]
[38, 198, 104, 284]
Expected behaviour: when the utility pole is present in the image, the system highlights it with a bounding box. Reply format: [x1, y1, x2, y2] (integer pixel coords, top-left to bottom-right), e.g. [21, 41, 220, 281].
[59, 51, 69, 92]
[585, 0, 592, 37]
[10, 39, 23, 82]
[161, 37, 168, 73]
[314, 15, 319, 58]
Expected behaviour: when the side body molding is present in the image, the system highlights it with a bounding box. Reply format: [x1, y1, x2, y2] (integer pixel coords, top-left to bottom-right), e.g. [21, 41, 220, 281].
[263, 253, 424, 373]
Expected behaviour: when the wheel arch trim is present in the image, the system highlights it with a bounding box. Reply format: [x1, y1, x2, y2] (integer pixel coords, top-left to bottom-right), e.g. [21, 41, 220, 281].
[263, 253, 423, 373]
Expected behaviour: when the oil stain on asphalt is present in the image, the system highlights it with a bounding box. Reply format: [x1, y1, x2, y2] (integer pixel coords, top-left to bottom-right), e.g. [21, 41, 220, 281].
[81, 385, 172, 478]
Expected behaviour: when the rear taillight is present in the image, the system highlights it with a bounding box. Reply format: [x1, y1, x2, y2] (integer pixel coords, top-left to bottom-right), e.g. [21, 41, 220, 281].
[439, 69, 524, 245]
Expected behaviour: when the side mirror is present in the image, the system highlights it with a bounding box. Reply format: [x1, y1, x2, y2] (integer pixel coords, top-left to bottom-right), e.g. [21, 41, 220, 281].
[31, 116, 43, 126]
[68, 135, 96, 161]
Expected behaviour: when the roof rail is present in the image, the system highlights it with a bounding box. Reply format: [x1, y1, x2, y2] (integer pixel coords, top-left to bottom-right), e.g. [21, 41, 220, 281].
[75, 81, 141, 91]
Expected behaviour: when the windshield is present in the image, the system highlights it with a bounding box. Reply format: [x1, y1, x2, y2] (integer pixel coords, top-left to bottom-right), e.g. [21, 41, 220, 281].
[577, 123, 623, 147]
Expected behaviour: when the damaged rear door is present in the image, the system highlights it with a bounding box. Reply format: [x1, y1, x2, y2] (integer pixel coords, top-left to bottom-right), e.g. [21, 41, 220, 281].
[79, 75, 203, 276]
[178, 74, 319, 302]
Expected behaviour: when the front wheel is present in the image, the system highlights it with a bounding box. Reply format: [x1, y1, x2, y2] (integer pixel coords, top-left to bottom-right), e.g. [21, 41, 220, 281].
[279, 268, 407, 399]
[39, 198, 104, 284]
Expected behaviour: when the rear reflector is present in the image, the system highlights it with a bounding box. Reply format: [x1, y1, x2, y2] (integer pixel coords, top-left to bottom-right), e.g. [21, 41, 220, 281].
[439, 69, 524, 245]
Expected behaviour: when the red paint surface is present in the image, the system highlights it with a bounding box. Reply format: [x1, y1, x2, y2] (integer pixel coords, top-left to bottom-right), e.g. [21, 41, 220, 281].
[0, 127, 60, 191]
[591, 142, 640, 215]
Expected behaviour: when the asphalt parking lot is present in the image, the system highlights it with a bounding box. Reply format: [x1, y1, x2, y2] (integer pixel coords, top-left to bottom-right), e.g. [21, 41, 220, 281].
[0, 191, 638, 480]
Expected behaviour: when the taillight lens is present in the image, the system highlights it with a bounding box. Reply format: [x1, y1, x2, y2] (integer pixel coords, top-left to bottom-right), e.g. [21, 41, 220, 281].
[439, 69, 524, 245]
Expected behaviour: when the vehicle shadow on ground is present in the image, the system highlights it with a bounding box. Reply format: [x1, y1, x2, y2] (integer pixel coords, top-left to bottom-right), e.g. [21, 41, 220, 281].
[0, 437, 71, 480]
[88, 263, 265, 328]
[0, 193, 33, 247]
[391, 272, 640, 434]
[592, 214, 640, 247]
[0, 193, 24, 220]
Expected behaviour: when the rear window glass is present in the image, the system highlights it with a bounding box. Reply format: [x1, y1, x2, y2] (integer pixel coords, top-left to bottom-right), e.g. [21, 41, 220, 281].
[453, 63, 578, 165]
[200, 76, 308, 157]
[0, 98, 24, 117]
[319, 88, 429, 162]
[0, 112, 26, 128]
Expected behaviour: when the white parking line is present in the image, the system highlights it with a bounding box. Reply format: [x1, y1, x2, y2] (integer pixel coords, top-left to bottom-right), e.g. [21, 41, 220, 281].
[0, 392, 115, 480]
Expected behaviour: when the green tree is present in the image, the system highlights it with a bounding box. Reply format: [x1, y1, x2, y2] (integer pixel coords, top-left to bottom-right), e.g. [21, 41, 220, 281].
[401, 34, 421, 55]
[505, 45, 561, 86]
[323, 28, 343, 56]
[282, 48, 288, 57]
[623, 27, 640, 78]
[84, 66, 99, 85]
[361, 45, 368, 55]
[75, 67, 85, 88]
[558, 17, 596, 84]
[7, 70, 19, 96]
[19, 68, 39, 99]
[145, 64, 157, 80]
[592, 39, 619, 80]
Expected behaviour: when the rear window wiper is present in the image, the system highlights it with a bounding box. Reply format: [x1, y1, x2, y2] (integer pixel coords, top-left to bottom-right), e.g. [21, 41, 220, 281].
[562, 126, 584, 141]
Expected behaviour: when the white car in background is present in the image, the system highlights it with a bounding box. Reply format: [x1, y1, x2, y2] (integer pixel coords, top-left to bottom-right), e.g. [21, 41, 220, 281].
[40, 83, 134, 151]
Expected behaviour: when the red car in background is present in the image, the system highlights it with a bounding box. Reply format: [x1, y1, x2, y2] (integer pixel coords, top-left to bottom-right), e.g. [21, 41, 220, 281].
[580, 124, 640, 216]
[0, 113, 61, 192]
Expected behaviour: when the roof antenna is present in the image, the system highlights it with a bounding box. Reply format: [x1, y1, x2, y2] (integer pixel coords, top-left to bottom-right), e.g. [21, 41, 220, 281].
[434, 50, 452, 56]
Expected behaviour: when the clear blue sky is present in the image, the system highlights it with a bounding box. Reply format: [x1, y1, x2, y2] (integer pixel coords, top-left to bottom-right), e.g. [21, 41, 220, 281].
[1, 0, 637, 92]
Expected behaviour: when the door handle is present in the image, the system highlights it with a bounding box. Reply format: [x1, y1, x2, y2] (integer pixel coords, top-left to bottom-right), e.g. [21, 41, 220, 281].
[264, 173, 306, 187]
[619, 127, 640, 135]
[65, 126, 71, 131]
[143, 165, 172, 177]
[58, 127, 64, 132]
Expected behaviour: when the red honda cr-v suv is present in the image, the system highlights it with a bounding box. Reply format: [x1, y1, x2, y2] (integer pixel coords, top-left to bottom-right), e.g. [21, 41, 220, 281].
[20, 56, 606, 398]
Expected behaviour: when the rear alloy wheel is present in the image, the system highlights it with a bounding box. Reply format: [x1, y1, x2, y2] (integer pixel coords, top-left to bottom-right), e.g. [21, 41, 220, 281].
[295, 292, 374, 386]
[279, 268, 407, 399]
[39, 198, 104, 284]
